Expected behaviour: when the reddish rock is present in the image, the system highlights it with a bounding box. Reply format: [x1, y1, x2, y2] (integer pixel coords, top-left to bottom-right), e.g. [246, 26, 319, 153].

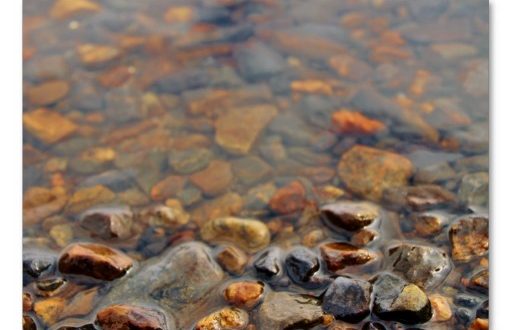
[224, 281, 264, 308]
[195, 307, 248, 330]
[320, 242, 376, 271]
[96, 304, 168, 330]
[449, 215, 488, 262]
[23, 109, 77, 144]
[25, 80, 70, 106]
[150, 175, 187, 201]
[469, 318, 489, 330]
[320, 201, 380, 232]
[331, 110, 385, 135]
[190, 160, 233, 197]
[58, 243, 132, 281]
[269, 181, 307, 214]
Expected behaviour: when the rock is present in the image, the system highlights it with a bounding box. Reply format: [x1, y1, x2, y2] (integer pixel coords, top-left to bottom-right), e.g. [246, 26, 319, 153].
[454, 294, 481, 308]
[320, 242, 376, 272]
[215, 104, 278, 155]
[150, 175, 187, 201]
[23, 249, 56, 284]
[372, 273, 432, 324]
[76, 44, 121, 67]
[200, 217, 270, 253]
[269, 112, 316, 146]
[244, 182, 276, 212]
[362, 322, 386, 330]
[195, 307, 249, 330]
[469, 318, 489, 330]
[254, 247, 281, 278]
[50, 0, 101, 19]
[23, 109, 77, 144]
[23, 186, 68, 225]
[351, 229, 378, 247]
[35, 277, 66, 296]
[66, 185, 116, 214]
[34, 297, 66, 325]
[177, 187, 202, 207]
[411, 212, 448, 237]
[23, 292, 33, 312]
[466, 269, 489, 293]
[70, 82, 104, 111]
[49, 224, 74, 247]
[320, 201, 380, 232]
[449, 215, 489, 262]
[257, 291, 323, 329]
[191, 192, 243, 226]
[60, 287, 98, 319]
[58, 243, 132, 280]
[476, 300, 489, 319]
[331, 110, 385, 135]
[407, 0, 449, 21]
[224, 281, 264, 308]
[23, 315, 37, 330]
[190, 160, 233, 197]
[140, 204, 189, 229]
[232, 156, 272, 186]
[458, 172, 489, 208]
[285, 247, 320, 285]
[386, 243, 451, 290]
[383, 185, 457, 211]
[322, 277, 371, 323]
[96, 304, 169, 330]
[216, 245, 248, 275]
[80, 206, 133, 240]
[169, 148, 212, 174]
[430, 294, 452, 322]
[269, 181, 307, 214]
[337, 145, 414, 200]
[259, 136, 287, 164]
[25, 80, 70, 105]
[235, 41, 286, 81]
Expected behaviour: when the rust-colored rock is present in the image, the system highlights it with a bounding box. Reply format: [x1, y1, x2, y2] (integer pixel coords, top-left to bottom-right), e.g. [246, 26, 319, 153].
[77, 44, 121, 67]
[430, 294, 452, 322]
[449, 215, 488, 262]
[66, 185, 116, 214]
[321, 201, 380, 232]
[195, 307, 249, 330]
[216, 245, 248, 275]
[50, 0, 101, 20]
[291, 80, 334, 95]
[224, 281, 264, 308]
[33, 297, 66, 325]
[150, 175, 187, 201]
[58, 243, 132, 280]
[337, 145, 414, 200]
[23, 109, 77, 144]
[25, 80, 70, 106]
[98, 66, 133, 88]
[331, 110, 385, 135]
[269, 181, 307, 214]
[469, 318, 489, 330]
[96, 304, 168, 330]
[320, 242, 376, 271]
[190, 160, 233, 197]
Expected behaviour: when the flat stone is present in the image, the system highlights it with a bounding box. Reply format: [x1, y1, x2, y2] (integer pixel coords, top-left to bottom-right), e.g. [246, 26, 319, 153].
[257, 291, 324, 329]
[215, 104, 278, 155]
[50, 0, 101, 19]
[23, 109, 77, 144]
[23, 186, 68, 225]
[430, 294, 452, 322]
[337, 145, 414, 200]
[58, 243, 132, 281]
[150, 175, 187, 201]
[331, 110, 385, 135]
[195, 307, 248, 330]
[322, 277, 371, 323]
[320, 242, 376, 272]
[269, 180, 307, 215]
[190, 160, 233, 197]
[285, 247, 320, 285]
[96, 304, 169, 330]
[66, 185, 116, 214]
[232, 156, 272, 186]
[383, 185, 458, 211]
[169, 148, 212, 175]
[234, 41, 286, 81]
[449, 215, 489, 262]
[80, 206, 133, 240]
[386, 243, 451, 290]
[216, 245, 248, 275]
[191, 192, 243, 226]
[224, 281, 264, 308]
[25, 80, 70, 106]
[320, 201, 380, 232]
[200, 217, 270, 253]
[77, 44, 121, 67]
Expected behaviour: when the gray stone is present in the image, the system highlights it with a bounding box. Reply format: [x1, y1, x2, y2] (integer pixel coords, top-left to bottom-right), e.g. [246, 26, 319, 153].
[168, 148, 212, 175]
[322, 276, 371, 323]
[235, 41, 287, 81]
[458, 172, 489, 208]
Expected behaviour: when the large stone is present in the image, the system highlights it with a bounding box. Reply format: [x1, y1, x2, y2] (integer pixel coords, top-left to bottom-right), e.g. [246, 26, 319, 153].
[25, 80, 70, 106]
[337, 145, 414, 200]
[200, 217, 270, 253]
[320, 242, 376, 272]
[449, 215, 489, 262]
[66, 185, 116, 214]
[96, 304, 170, 330]
[322, 277, 371, 323]
[257, 291, 324, 329]
[77, 44, 121, 67]
[320, 201, 380, 232]
[23, 109, 77, 144]
[253, 247, 282, 278]
[194, 307, 248, 330]
[190, 160, 233, 197]
[215, 104, 278, 155]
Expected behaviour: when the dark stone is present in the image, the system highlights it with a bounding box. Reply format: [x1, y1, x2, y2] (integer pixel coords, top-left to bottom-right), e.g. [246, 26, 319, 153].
[454, 307, 473, 325]
[254, 247, 281, 278]
[454, 294, 481, 308]
[235, 41, 286, 81]
[23, 249, 56, 285]
[36, 277, 66, 294]
[467, 269, 489, 293]
[319, 242, 376, 271]
[285, 247, 319, 285]
[80, 206, 133, 240]
[383, 185, 458, 212]
[476, 300, 489, 319]
[23, 315, 37, 330]
[363, 322, 387, 330]
[407, 0, 449, 22]
[79, 169, 137, 192]
[322, 276, 371, 323]
[321, 201, 380, 232]
[70, 82, 104, 112]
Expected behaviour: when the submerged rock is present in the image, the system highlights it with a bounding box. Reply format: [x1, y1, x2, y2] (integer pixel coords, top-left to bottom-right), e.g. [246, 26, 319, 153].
[269, 180, 307, 215]
[322, 276, 372, 323]
[190, 160, 234, 197]
[216, 245, 248, 275]
[320, 242, 376, 272]
[80, 206, 133, 240]
[96, 304, 170, 330]
[449, 215, 489, 262]
[320, 201, 380, 232]
[285, 247, 320, 285]
[235, 41, 287, 81]
[253, 247, 282, 278]
[383, 185, 458, 211]
[23, 109, 77, 144]
[224, 281, 264, 308]
[195, 307, 248, 330]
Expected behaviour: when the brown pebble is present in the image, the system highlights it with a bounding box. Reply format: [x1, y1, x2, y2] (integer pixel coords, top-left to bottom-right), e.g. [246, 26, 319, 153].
[23, 109, 77, 144]
[320, 242, 376, 271]
[96, 304, 168, 330]
[25, 80, 70, 106]
[269, 181, 307, 214]
[224, 281, 264, 308]
[216, 245, 248, 275]
[190, 160, 234, 197]
[195, 307, 249, 330]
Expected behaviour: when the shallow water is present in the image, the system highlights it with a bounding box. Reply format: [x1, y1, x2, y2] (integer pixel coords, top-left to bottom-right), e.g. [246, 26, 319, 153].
[23, 0, 489, 329]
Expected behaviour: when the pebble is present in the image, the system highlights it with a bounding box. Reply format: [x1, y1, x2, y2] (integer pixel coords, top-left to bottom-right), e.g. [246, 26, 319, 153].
[285, 246, 320, 285]
[430, 294, 452, 322]
[320, 242, 376, 272]
[411, 212, 448, 237]
[200, 217, 270, 253]
[190, 192, 243, 226]
[25, 80, 70, 106]
[190, 160, 234, 197]
[383, 185, 458, 211]
[76, 44, 121, 67]
[80, 206, 133, 240]
[23, 249, 57, 284]
[150, 175, 187, 201]
[449, 215, 489, 262]
[466, 269, 489, 293]
[331, 110, 385, 135]
[337, 145, 414, 200]
[66, 185, 116, 214]
[34, 297, 66, 325]
[235, 41, 286, 81]
[141, 203, 190, 229]
[49, 224, 74, 247]
[169, 148, 212, 174]
[469, 318, 489, 330]
[323, 276, 372, 323]
[96, 304, 168, 330]
[58, 242, 132, 280]
[254, 247, 282, 278]
[50, 0, 101, 20]
[269, 180, 307, 214]
[215, 104, 278, 155]
[458, 172, 489, 208]
[23, 109, 77, 144]
[476, 300, 489, 319]
[224, 281, 264, 308]
[216, 245, 248, 275]
[23, 315, 37, 330]
[23, 187, 68, 225]
[195, 307, 249, 330]
[320, 201, 380, 232]
[232, 156, 272, 186]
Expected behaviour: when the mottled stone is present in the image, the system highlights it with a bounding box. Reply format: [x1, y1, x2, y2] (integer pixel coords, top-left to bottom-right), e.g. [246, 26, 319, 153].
[66, 185, 116, 214]
[195, 307, 249, 330]
[449, 215, 488, 262]
[215, 104, 278, 155]
[190, 160, 233, 197]
[191, 192, 243, 226]
[322, 277, 371, 323]
[25, 80, 70, 106]
[351, 229, 378, 247]
[224, 281, 264, 308]
[458, 172, 489, 208]
[34, 297, 66, 325]
[321, 201, 380, 232]
[216, 245, 248, 275]
[49, 224, 74, 247]
[320, 242, 376, 272]
[285, 247, 320, 285]
[23, 109, 77, 144]
[269, 181, 307, 215]
[383, 185, 457, 211]
[232, 156, 272, 186]
[337, 145, 414, 200]
[23, 186, 68, 225]
[96, 304, 169, 330]
[51, 0, 101, 19]
[80, 206, 133, 240]
[430, 294, 452, 322]
[200, 217, 270, 253]
[411, 212, 448, 237]
[58, 243, 132, 280]
[77, 44, 121, 67]
[140, 204, 190, 229]
[169, 148, 212, 174]
[150, 175, 187, 201]
[331, 110, 385, 135]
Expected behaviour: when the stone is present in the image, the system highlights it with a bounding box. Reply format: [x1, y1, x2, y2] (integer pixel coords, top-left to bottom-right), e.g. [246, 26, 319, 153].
[35, 277, 66, 296]
[96, 304, 169, 330]
[372, 273, 432, 324]
[411, 212, 448, 237]
[232, 156, 272, 186]
[466, 269, 489, 293]
[383, 185, 457, 211]
[191, 192, 243, 226]
[337, 145, 414, 200]
[190, 160, 233, 197]
[60, 288, 98, 319]
[23, 186, 68, 225]
[321, 201, 380, 232]
[244, 182, 276, 212]
[254, 247, 281, 278]
[140, 204, 190, 229]
[66, 185, 116, 214]
[430, 294, 452, 322]
[224, 281, 264, 308]
[23, 249, 57, 284]
[25, 80, 70, 106]
[200, 217, 270, 253]
[469, 318, 489, 330]
[257, 291, 324, 329]
[50, 0, 101, 19]
[449, 215, 489, 262]
[98, 66, 133, 88]
[23, 292, 33, 312]
[477, 300, 489, 319]
[58, 243, 132, 281]
[458, 172, 489, 207]
[269, 181, 307, 215]
[320, 242, 376, 272]
[49, 224, 74, 247]
[23, 109, 77, 144]
[216, 245, 248, 275]
[34, 297, 66, 325]
[234, 41, 286, 81]
[195, 307, 249, 330]
[150, 175, 187, 201]
[80, 206, 133, 240]
[386, 243, 451, 290]
[331, 110, 385, 135]
[215, 104, 278, 155]
[169, 148, 212, 174]
[77, 44, 121, 67]
[322, 277, 371, 323]
[285, 247, 320, 285]
[23, 315, 37, 330]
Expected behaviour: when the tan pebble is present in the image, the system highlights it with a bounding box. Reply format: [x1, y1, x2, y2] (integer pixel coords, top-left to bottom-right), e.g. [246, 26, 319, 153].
[224, 281, 264, 308]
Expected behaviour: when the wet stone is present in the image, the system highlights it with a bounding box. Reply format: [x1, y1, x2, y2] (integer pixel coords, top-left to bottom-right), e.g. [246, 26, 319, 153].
[386, 243, 451, 290]
[66, 185, 116, 214]
[458, 172, 489, 208]
[50, 0, 101, 20]
[454, 294, 481, 308]
[34, 297, 66, 325]
[254, 247, 282, 278]
[23, 315, 37, 330]
[320, 242, 376, 272]
[476, 300, 489, 319]
[331, 110, 385, 135]
[195, 307, 249, 330]
[411, 212, 448, 237]
[372, 273, 432, 324]
[321, 201, 380, 232]
[224, 281, 264, 308]
[383, 185, 458, 212]
[80, 206, 133, 240]
[190, 192, 243, 226]
[140, 204, 190, 229]
[50, 223, 74, 248]
[232, 156, 272, 186]
[216, 245, 248, 275]
[190, 160, 233, 197]
[235, 41, 287, 81]
[322, 276, 372, 323]
[23, 249, 57, 284]
[150, 175, 187, 201]
[466, 269, 489, 293]
[58, 242, 133, 281]
[257, 291, 324, 329]
[169, 148, 212, 175]
[200, 217, 270, 253]
[285, 247, 320, 285]
[430, 294, 452, 322]
[269, 180, 307, 215]
[449, 215, 489, 262]
[25, 80, 70, 106]
[23, 109, 77, 144]
[96, 304, 169, 330]
[77, 44, 121, 67]
[70, 82, 104, 111]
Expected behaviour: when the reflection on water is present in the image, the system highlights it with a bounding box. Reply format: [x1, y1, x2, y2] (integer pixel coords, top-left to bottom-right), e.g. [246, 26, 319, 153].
[23, 0, 489, 329]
